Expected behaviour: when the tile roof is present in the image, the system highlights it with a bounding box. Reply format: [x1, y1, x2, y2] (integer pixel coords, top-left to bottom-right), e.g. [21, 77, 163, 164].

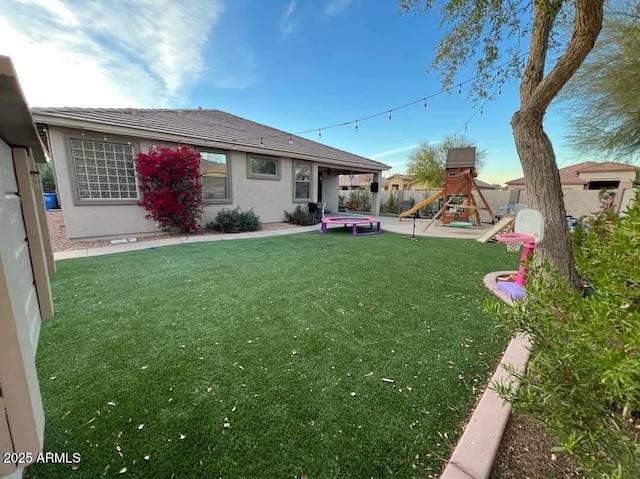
[505, 161, 639, 185]
[31, 107, 390, 171]
[474, 178, 500, 189]
[384, 174, 414, 181]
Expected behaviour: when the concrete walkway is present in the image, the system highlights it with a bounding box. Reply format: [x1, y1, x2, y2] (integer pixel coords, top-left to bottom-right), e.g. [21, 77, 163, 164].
[54, 225, 319, 260]
[54, 216, 492, 261]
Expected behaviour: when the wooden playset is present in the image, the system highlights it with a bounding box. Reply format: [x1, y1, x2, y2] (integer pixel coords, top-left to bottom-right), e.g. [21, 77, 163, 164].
[399, 147, 494, 230]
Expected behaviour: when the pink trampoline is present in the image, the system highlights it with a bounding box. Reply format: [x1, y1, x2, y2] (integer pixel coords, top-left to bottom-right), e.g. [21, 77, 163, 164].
[320, 216, 382, 236]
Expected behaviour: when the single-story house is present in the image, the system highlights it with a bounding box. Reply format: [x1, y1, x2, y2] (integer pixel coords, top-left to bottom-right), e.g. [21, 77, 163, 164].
[506, 161, 640, 191]
[32, 108, 391, 240]
[382, 174, 414, 191]
[0, 56, 54, 479]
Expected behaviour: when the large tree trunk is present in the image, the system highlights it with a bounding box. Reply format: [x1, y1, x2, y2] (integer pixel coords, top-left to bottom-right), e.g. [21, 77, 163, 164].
[511, 109, 582, 289]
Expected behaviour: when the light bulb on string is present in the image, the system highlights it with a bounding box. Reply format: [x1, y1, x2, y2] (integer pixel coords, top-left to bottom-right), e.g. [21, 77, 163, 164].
[388, 110, 392, 121]
[423, 98, 427, 108]
[289, 135, 293, 144]
[355, 120, 358, 132]
[318, 129, 322, 139]
[458, 84, 462, 94]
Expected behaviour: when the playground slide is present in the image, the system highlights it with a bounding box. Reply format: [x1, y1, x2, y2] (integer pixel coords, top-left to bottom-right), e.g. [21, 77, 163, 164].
[476, 215, 515, 243]
[398, 190, 443, 220]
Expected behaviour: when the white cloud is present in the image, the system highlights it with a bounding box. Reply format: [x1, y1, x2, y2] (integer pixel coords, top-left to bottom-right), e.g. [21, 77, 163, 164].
[0, 0, 225, 107]
[280, 0, 298, 37]
[370, 144, 419, 160]
[325, 0, 353, 16]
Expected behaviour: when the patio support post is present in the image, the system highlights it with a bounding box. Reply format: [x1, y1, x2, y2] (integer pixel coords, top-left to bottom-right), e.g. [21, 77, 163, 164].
[312, 163, 319, 202]
[371, 172, 381, 215]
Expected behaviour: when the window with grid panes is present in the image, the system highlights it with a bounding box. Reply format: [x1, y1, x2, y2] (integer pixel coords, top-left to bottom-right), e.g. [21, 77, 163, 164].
[70, 139, 138, 200]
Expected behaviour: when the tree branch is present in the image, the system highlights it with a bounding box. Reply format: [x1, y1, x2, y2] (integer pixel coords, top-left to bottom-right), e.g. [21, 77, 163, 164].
[524, 0, 605, 111]
[520, 0, 561, 103]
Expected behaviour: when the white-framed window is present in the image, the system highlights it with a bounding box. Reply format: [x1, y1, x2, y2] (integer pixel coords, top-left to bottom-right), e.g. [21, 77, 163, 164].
[70, 138, 138, 200]
[200, 151, 230, 201]
[294, 161, 311, 201]
[247, 155, 279, 179]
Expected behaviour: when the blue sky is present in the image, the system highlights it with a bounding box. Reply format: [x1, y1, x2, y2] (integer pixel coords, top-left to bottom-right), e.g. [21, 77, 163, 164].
[0, 0, 584, 184]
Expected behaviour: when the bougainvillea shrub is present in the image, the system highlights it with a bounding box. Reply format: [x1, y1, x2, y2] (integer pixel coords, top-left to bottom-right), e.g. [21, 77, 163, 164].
[135, 145, 204, 233]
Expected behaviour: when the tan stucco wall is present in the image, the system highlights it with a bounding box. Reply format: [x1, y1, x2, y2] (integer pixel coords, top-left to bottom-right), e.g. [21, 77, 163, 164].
[386, 178, 410, 191]
[49, 127, 311, 239]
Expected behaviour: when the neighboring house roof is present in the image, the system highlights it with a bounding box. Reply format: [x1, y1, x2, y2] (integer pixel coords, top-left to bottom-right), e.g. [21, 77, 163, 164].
[338, 173, 373, 187]
[445, 147, 476, 169]
[201, 161, 227, 176]
[474, 178, 500, 189]
[505, 161, 639, 186]
[31, 108, 390, 172]
[385, 174, 413, 181]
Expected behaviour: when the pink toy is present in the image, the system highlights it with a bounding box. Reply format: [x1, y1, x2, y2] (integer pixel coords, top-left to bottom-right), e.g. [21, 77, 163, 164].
[320, 216, 382, 236]
[495, 209, 544, 300]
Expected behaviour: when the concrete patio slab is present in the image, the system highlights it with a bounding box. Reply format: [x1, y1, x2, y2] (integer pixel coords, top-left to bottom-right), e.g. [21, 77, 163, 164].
[377, 215, 494, 240]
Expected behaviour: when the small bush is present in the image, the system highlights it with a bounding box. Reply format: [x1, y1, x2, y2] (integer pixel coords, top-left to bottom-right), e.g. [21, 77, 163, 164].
[359, 189, 371, 212]
[489, 173, 640, 477]
[207, 207, 261, 233]
[284, 205, 321, 226]
[383, 192, 398, 214]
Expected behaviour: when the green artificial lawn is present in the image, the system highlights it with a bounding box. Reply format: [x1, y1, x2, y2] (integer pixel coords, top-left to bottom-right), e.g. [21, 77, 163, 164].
[28, 230, 517, 478]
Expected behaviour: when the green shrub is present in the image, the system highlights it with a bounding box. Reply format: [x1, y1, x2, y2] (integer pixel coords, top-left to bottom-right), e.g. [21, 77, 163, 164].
[284, 205, 321, 226]
[359, 189, 371, 212]
[489, 174, 640, 477]
[383, 192, 399, 214]
[207, 207, 261, 233]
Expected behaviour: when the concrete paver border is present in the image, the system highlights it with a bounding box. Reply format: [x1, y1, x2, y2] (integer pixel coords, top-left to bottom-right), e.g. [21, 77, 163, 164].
[440, 271, 531, 479]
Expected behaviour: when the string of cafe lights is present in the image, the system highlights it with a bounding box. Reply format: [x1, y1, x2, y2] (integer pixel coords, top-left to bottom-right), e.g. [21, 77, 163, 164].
[230, 53, 525, 148]
[452, 74, 511, 138]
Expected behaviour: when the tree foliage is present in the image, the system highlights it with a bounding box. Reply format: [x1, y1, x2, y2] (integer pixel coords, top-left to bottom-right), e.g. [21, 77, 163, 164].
[564, 1, 640, 161]
[135, 145, 204, 233]
[489, 174, 640, 476]
[406, 135, 486, 188]
[401, 0, 605, 287]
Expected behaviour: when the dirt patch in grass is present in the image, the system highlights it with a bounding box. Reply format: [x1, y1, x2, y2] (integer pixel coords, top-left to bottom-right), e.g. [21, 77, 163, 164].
[46, 210, 299, 252]
[491, 415, 583, 479]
